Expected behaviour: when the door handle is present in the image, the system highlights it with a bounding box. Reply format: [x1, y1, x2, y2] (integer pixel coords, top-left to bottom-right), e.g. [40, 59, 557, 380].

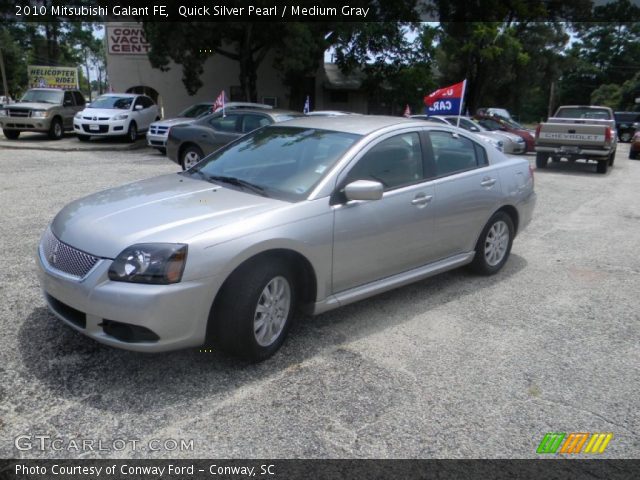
[480, 177, 496, 187]
[411, 194, 433, 206]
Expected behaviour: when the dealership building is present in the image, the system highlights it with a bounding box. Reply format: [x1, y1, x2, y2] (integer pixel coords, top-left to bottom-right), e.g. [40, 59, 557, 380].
[105, 23, 369, 117]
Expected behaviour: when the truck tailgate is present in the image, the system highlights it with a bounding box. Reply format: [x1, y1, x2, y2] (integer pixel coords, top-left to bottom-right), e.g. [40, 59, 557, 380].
[538, 120, 609, 147]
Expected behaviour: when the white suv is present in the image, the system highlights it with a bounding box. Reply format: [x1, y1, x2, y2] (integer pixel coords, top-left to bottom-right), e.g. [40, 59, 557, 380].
[73, 93, 159, 142]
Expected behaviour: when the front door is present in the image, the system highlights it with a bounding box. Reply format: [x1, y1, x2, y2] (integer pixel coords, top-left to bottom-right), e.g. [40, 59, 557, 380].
[332, 131, 437, 293]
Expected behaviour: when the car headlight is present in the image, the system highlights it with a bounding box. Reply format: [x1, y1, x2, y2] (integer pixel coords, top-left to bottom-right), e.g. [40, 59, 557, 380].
[74, 112, 82, 119]
[108, 243, 188, 284]
[0, 109, 7, 116]
[31, 110, 48, 118]
[112, 113, 129, 120]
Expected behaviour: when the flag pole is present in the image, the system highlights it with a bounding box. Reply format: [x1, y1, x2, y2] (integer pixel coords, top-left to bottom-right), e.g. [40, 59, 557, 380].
[457, 79, 467, 129]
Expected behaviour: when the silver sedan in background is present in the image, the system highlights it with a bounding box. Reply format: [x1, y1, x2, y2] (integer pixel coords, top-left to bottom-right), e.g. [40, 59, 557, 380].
[37, 116, 536, 361]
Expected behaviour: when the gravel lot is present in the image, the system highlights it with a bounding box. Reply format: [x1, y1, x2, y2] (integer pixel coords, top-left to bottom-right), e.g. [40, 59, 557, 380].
[0, 142, 638, 459]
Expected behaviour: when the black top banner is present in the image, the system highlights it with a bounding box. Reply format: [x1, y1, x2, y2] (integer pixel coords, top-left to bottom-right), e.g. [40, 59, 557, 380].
[1, 0, 640, 23]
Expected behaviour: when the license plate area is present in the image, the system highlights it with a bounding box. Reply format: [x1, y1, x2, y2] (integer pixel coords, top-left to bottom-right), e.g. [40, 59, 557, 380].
[561, 145, 579, 153]
[89, 124, 100, 131]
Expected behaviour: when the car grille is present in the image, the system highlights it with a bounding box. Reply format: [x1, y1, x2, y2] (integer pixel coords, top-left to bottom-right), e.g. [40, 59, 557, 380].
[149, 125, 169, 135]
[7, 109, 31, 117]
[82, 116, 109, 120]
[81, 124, 109, 133]
[40, 228, 100, 278]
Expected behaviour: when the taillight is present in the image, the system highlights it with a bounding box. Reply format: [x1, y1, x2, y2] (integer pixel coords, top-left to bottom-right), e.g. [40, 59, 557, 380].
[535, 124, 541, 139]
[605, 126, 612, 143]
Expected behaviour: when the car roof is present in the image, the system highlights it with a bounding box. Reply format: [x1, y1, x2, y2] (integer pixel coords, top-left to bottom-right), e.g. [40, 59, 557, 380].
[98, 93, 140, 98]
[282, 115, 425, 135]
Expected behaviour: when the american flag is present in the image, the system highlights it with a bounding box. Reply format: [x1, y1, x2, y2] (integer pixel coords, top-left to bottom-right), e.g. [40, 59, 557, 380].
[213, 90, 225, 115]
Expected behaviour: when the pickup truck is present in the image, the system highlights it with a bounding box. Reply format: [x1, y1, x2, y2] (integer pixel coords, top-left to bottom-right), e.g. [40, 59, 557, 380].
[534, 106, 617, 174]
[0, 88, 86, 140]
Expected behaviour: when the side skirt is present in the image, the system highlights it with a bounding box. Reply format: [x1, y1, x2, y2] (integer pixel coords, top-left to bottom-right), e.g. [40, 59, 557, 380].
[308, 251, 475, 315]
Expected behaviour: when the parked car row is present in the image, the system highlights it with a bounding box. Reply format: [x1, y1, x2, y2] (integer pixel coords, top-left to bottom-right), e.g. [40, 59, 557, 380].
[0, 88, 160, 142]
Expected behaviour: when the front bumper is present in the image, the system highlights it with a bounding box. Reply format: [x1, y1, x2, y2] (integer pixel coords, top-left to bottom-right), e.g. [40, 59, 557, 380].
[73, 118, 127, 136]
[147, 132, 168, 148]
[1, 115, 52, 132]
[36, 244, 218, 352]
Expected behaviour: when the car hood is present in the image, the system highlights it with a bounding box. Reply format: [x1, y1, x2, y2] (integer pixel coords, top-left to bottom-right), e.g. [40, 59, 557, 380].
[51, 174, 286, 258]
[9, 102, 57, 110]
[151, 117, 196, 127]
[79, 108, 130, 118]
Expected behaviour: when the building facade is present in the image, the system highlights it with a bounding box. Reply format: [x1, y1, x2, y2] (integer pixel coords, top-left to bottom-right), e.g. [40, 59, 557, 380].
[105, 23, 370, 117]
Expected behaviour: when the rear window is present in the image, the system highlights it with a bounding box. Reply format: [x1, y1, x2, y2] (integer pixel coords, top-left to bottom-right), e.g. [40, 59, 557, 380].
[555, 107, 612, 120]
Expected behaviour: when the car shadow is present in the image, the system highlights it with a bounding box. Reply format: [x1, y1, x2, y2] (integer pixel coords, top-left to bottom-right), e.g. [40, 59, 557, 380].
[18, 254, 527, 414]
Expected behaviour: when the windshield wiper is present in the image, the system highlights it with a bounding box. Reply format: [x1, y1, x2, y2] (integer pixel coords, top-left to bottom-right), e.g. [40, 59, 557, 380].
[206, 175, 268, 196]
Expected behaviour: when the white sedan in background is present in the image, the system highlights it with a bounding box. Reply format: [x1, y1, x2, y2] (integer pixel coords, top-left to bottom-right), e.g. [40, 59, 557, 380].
[73, 93, 159, 142]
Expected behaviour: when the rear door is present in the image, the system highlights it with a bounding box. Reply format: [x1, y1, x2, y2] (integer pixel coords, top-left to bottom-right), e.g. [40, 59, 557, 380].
[425, 130, 503, 259]
[61, 91, 75, 129]
[201, 113, 244, 154]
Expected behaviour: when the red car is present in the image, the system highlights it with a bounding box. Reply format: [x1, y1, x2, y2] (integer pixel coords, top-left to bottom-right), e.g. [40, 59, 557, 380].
[474, 114, 536, 152]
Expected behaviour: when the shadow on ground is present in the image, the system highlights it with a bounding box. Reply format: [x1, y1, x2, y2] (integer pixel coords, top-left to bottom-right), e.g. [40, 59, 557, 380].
[18, 255, 527, 414]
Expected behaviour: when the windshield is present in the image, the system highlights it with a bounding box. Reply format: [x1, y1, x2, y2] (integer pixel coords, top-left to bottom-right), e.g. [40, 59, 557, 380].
[178, 103, 214, 118]
[190, 126, 361, 201]
[20, 90, 63, 104]
[555, 107, 612, 120]
[89, 96, 133, 110]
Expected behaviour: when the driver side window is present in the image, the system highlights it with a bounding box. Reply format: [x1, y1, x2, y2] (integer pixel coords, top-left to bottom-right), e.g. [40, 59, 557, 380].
[345, 133, 424, 190]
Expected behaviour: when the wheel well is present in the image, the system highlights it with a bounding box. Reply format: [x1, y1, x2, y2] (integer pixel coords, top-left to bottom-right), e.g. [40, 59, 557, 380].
[178, 142, 201, 161]
[51, 115, 62, 124]
[496, 205, 519, 234]
[215, 249, 318, 307]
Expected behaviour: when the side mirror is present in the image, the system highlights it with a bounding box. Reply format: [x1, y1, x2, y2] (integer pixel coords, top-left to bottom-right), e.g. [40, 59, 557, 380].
[344, 180, 383, 202]
[134, 104, 144, 111]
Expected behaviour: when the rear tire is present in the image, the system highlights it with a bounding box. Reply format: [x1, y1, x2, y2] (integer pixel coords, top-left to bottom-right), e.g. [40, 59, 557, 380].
[596, 160, 608, 174]
[3, 129, 19, 140]
[535, 152, 548, 169]
[469, 211, 514, 276]
[180, 145, 204, 170]
[608, 150, 615, 166]
[207, 257, 296, 362]
[48, 117, 63, 140]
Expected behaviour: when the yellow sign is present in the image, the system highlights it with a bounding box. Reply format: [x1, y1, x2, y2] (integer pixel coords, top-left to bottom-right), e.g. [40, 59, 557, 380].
[27, 66, 79, 89]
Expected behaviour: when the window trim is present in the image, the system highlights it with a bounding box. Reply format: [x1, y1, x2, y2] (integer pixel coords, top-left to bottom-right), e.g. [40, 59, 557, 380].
[425, 129, 489, 179]
[331, 129, 429, 204]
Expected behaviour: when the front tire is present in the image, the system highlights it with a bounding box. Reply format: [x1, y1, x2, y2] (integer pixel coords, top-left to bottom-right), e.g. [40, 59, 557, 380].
[608, 150, 615, 166]
[48, 118, 63, 140]
[207, 258, 296, 361]
[126, 122, 137, 143]
[469, 212, 514, 275]
[535, 152, 548, 169]
[180, 145, 204, 170]
[3, 129, 19, 140]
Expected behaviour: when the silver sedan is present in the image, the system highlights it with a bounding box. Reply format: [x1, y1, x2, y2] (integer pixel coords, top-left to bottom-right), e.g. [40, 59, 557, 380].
[37, 116, 536, 361]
